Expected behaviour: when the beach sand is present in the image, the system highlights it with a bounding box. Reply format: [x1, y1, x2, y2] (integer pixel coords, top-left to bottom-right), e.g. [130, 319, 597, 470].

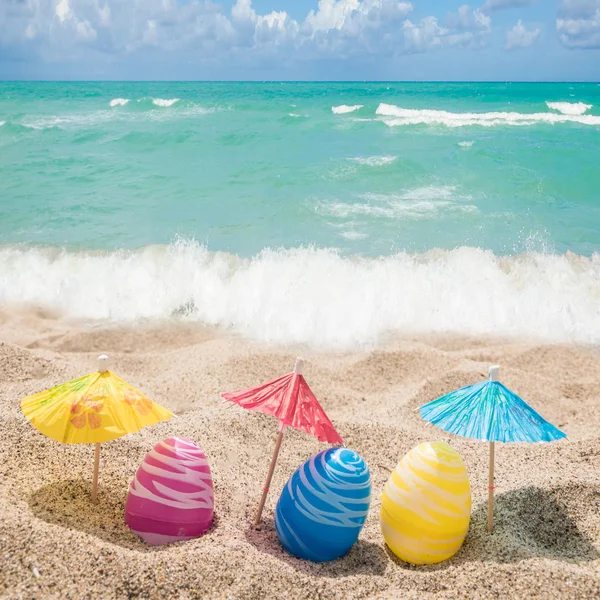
[1, 311, 599, 599]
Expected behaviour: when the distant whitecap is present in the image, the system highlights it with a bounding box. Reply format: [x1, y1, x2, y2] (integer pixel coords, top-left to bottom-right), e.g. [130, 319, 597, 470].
[545, 101, 592, 116]
[332, 105, 363, 114]
[376, 103, 600, 127]
[340, 230, 368, 240]
[348, 155, 396, 166]
[152, 98, 180, 107]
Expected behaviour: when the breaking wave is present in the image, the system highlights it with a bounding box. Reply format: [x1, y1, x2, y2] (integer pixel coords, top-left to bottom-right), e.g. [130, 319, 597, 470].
[152, 98, 180, 107]
[332, 105, 363, 114]
[375, 103, 600, 127]
[0, 241, 597, 349]
[109, 98, 130, 107]
[546, 101, 592, 116]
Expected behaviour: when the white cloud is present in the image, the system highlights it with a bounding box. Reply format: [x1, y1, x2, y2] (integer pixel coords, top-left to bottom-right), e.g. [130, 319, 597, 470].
[55, 0, 71, 22]
[403, 4, 491, 53]
[506, 19, 540, 49]
[304, 0, 412, 33]
[557, 0, 600, 48]
[76, 19, 97, 41]
[0, 0, 496, 63]
[481, 0, 537, 12]
[402, 16, 446, 53]
[448, 5, 491, 33]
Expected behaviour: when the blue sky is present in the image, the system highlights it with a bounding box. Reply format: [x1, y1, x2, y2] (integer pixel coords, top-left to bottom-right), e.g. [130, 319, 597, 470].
[1, 1, 599, 80]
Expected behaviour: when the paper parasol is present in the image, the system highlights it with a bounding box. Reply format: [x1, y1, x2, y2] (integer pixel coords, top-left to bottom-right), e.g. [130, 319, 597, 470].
[21, 355, 173, 502]
[221, 357, 343, 526]
[419, 365, 566, 531]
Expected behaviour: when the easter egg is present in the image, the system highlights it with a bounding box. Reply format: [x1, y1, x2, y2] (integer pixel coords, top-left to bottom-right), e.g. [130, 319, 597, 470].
[380, 441, 471, 565]
[275, 448, 371, 562]
[124, 437, 214, 545]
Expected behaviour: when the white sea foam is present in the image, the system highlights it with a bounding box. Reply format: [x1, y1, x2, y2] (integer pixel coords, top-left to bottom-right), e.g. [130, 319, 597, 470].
[0, 121, 5, 127]
[339, 231, 369, 240]
[332, 105, 363, 114]
[0, 241, 598, 348]
[546, 101, 592, 116]
[321, 200, 475, 220]
[23, 111, 127, 130]
[21, 103, 214, 130]
[458, 141, 474, 148]
[348, 156, 396, 167]
[109, 98, 129, 107]
[318, 186, 476, 221]
[376, 103, 600, 127]
[152, 98, 180, 107]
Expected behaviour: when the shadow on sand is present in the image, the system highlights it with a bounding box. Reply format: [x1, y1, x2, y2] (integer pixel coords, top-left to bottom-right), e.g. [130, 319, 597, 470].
[30, 480, 598, 572]
[244, 517, 388, 577]
[28, 478, 220, 553]
[394, 484, 600, 572]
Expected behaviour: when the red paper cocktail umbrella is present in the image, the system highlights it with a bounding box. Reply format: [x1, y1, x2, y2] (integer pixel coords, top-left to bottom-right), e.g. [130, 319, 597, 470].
[221, 357, 343, 527]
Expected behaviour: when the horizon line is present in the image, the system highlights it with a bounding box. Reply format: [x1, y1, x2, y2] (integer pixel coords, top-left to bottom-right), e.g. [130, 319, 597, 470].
[1, 79, 599, 84]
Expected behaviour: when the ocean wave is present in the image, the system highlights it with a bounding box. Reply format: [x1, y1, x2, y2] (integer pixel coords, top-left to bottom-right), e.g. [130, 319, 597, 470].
[348, 156, 396, 167]
[317, 186, 476, 221]
[19, 104, 214, 130]
[22, 119, 64, 130]
[109, 98, 129, 107]
[458, 141, 474, 148]
[22, 111, 121, 130]
[546, 101, 592, 116]
[0, 241, 598, 348]
[332, 105, 363, 114]
[152, 98, 180, 107]
[376, 103, 600, 127]
[339, 231, 369, 241]
[0, 121, 5, 127]
[319, 199, 475, 220]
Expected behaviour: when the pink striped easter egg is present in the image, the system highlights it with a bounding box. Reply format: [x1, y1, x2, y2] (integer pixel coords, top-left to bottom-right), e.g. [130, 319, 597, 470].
[125, 437, 214, 545]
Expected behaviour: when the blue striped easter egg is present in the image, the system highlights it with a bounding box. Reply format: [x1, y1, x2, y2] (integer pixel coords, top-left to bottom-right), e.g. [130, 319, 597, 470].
[275, 448, 371, 562]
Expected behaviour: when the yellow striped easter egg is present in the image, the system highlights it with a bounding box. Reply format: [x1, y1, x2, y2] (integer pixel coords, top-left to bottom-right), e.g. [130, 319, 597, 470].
[380, 441, 471, 565]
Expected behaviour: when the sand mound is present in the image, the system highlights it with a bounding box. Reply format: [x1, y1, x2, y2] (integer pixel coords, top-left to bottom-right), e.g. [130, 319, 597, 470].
[507, 345, 600, 382]
[339, 351, 457, 394]
[0, 343, 57, 382]
[29, 323, 220, 353]
[220, 353, 332, 393]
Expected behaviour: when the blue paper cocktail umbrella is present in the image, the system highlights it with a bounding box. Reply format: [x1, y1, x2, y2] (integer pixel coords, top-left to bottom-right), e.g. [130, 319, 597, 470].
[419, 365, 566, 532]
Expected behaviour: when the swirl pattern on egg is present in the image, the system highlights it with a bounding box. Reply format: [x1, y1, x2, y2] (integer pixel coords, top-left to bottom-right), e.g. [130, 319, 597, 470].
[275, 448, 371, 562]
[125, 437, 214, 545]
[380, 441, 471, 565]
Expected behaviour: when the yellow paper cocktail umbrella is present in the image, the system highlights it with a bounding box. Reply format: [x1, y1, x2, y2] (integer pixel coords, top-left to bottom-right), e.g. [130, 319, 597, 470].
[21, 355, 173, 502]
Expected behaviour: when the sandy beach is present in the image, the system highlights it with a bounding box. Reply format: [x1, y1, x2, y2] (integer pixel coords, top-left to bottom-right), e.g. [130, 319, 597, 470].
[1, 310, 599, 599]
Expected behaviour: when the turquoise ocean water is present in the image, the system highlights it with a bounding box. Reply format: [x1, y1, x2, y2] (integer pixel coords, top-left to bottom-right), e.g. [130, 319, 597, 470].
[1, 82, 599, 347]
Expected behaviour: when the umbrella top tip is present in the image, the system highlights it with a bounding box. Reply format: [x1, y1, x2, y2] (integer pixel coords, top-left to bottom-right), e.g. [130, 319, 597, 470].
[293, 357, 304, 375]
[488, 365, 500, 382]
[98, 354, 109, 373]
